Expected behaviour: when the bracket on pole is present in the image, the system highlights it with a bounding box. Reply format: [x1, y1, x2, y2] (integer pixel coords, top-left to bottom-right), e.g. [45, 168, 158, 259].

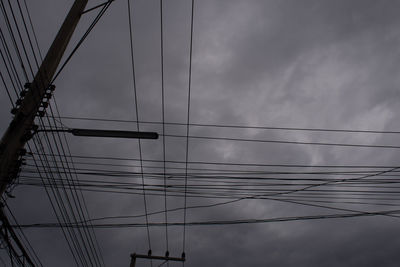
[130, 252, 185, 267]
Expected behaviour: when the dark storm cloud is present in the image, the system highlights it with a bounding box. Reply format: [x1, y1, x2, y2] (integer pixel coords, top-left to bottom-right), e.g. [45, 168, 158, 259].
[2, 0, 400, 266]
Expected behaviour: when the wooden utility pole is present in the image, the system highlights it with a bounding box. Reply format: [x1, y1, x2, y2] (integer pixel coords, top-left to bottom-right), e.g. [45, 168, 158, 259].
[0, 0, 88, 196]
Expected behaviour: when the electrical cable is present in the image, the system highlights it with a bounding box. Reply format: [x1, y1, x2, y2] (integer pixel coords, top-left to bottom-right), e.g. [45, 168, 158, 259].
[22, 0, 43, 60]
[33, 135, 89, 266]
[0, 71, 14, 105]
[0, 26, 24, 95]
[42, 112, 99, 266]
[28, 152, 400, 169]
[28, 141, 82, 266]
[15, 208, 400, 229]
[18, 0, 104, 263]
[127, 0, 152, 253]
[159, 0, 169, 255]
[50, 115, 400, 135]
[52, 2, 112, 83]
[0, 0, 29, 81]
[3, 201, 44, 266]
[24, 0, 105, 261]
[183, 0, 195, 257]
[164, 133, 400, 149]
[52, 98, 105, 267]
[83, 0, 117, 14]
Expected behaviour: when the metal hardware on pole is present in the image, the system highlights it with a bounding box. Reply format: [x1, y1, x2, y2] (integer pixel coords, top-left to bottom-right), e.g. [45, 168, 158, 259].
[130, 252, 186, 267]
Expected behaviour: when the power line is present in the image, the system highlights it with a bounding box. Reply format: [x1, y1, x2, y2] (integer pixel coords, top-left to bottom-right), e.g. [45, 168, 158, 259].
[3, 201, 44, 266]
[50, 115, 400, 135]
[28, 141, 83, 266]
[52, 1, 112, 83]
[127, 0, 152, 252]
[83, 0, 117, 14]
[43, 104, 104, 266]
[33, 127, 91, 266]
[159, 0, 169, 254]
[29, 152, 400, 169]
[183, 0, 195, 257]
[164, 133, 400, 149]
[51, 99, 105, 267]
[0, 0, 29, 81]
[15, 208, 400, 229]
[0, 1, 96, 264]
[22, 0, 43, 60]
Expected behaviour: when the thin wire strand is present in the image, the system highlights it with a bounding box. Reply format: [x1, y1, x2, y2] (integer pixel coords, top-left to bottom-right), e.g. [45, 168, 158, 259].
[127, 0, 152, 251]
[160, 0, 169, 255]
[50, 115, 400, 135]
[15, 208, 400, 229]
[159, 0, 169, 254]
[52, 98, 106, 267]
[52, 2, 112, 83]
[183, 0, 195, 256]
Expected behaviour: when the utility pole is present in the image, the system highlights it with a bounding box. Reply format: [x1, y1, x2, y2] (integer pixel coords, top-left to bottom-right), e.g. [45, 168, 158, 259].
[0, 0, 88, 196]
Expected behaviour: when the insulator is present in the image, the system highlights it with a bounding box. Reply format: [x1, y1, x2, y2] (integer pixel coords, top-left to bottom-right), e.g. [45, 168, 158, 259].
[16, 99, 22, 106]
[10, 107, 18, 114]
[21, 132, 33, 142]
[48, 84, 56, 91]
[6, 192, 15, 199]
[165, 251, 169, 257]
[19, 149, 27, 156]
[20, 90, 27, 97]
[10, 166, 21, 176]
[41, 102, 49, 108]
[24, 82, 31, 89]
[44, 93, 52, 99]
[181, 252, 185, 259]
[148, 250, 152, 256]
[37, 110, 45, 117]
[31, 124, 39, 132]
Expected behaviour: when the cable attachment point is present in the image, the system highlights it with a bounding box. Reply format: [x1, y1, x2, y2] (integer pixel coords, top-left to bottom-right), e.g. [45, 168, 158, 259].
[11, 83, 32, 114]
[24, 82, 31, 89]
[37, 110, 45, 117]
[18, 149, 27, 156]
[36, 84, 56, 117]
[11, 97, 23, 115]
[40, 102, 49, 109]
[10, 107, 18, 115]
[20, 124, 38, 142]
[6, 151, 25, 193]
[20, 84, 30, 97]
[43, 92, 52, 100]
[46, 84, 56, 93]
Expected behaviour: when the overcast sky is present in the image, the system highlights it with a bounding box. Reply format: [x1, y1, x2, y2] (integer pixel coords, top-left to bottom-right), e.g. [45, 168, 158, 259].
[1, 0, 400, 266]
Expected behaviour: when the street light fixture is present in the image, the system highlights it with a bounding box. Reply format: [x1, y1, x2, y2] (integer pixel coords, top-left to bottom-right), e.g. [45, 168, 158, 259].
[38, 128, 159, 139]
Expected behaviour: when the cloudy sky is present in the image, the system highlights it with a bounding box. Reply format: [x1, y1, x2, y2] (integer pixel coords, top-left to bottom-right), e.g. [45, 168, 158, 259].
[1, 0, 400, 266]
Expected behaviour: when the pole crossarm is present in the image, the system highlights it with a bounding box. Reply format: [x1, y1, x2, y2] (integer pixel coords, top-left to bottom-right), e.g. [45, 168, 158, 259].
[130, 253, 185, 267]
[0, 0, 88, 196]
